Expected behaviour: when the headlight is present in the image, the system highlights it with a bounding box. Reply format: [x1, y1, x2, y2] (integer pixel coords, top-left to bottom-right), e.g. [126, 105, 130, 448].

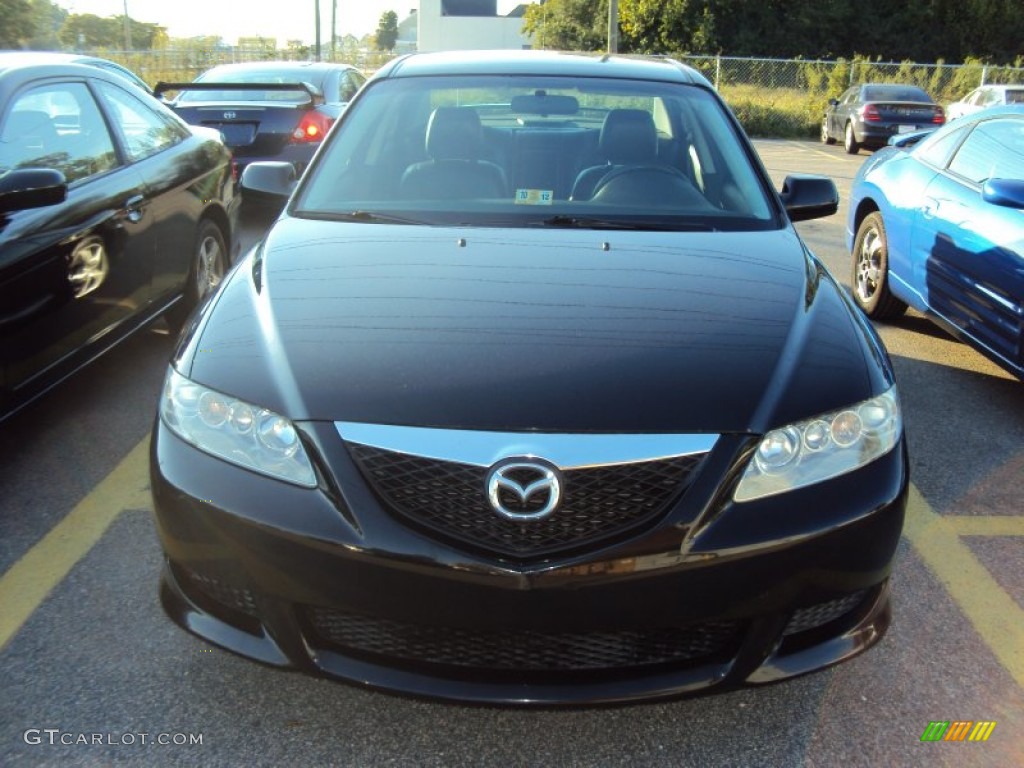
[734, 387, 901, 502]
[160, 367, 317, 488]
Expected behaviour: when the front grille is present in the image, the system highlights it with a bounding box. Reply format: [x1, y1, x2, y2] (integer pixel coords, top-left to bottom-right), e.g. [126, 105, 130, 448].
[306, 607, 740, 672]
[783, 591, 866, 636]
[346, 443, 703, 558]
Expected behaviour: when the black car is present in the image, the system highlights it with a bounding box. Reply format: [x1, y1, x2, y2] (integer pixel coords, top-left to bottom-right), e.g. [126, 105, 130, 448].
[0, 53, 239, 423]
[157, 61, 366, 178]
[151, 50, 908, 705]
[823, 83, 945, 154]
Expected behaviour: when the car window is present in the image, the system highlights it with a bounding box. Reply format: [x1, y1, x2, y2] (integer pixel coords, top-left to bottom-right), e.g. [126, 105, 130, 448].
[296, 75, 776, 231]
[861, 85, 931, 103]
[95, 81, 188, 161]
[1005, 89, 1024, 105]
[978, 89, 997, 107]
[841, 88, 858, 105]
[915, 124, 970, 169]
[0, 82, 117, 184]
[179, 68, 315, 103]
[340, 71, 363, 102]
[948, 118, 1024, 184]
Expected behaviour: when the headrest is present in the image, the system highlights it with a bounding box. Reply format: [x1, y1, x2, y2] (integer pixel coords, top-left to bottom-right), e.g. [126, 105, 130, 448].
[599, 109, 657, 164]
[2, 110, 56, 144]
[425, 106, 482, 161]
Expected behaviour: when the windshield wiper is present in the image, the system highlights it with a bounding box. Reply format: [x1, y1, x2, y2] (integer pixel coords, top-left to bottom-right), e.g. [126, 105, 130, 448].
[330, 210, 427, 225]
[534, 215, 712, 231]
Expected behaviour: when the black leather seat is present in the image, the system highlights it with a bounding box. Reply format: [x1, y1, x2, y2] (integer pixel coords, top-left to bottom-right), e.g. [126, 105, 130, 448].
[400, 107, 508, 199]
[570, 109, 660, 201]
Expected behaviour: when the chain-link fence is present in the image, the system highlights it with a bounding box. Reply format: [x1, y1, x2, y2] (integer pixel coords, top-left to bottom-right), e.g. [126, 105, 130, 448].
[676, 55, 1024, 137]
[81, 46, 393, 85]
[87, 48, 1024, 139]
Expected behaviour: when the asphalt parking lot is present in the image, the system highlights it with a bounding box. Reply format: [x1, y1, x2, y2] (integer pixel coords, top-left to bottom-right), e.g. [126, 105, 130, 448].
[1, 141, 1021, 767]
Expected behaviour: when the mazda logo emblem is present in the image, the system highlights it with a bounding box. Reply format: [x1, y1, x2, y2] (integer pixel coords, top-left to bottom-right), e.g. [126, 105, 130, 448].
[485, 459, 562, 521]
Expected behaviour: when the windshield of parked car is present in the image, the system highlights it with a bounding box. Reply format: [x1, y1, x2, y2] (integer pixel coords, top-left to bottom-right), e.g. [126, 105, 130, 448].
[293, 75, 778, 231]
[177, 67, 324, 103]
[862, 85, 932, 103]
[1006, 89, 1024, 105]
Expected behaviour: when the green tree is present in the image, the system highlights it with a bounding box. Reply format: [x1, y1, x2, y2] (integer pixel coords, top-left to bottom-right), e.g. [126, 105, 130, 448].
[0, 0, 33, 47]
[24, 0, 68, 50]
[58, 13, 165, 50]
[523, 0, 608, 51]
[620, 0, 719, 55]
[375, 10, 398, 52]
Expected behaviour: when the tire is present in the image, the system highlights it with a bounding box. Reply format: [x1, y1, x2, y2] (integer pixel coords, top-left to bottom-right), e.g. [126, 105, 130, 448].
[852, 212, 907, 321]
[844, 122, 860, 155]
[821, 118, 835, 145]
[167, 219, 228, 328]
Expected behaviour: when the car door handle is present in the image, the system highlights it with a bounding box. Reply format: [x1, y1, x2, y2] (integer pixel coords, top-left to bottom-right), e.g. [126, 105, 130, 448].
[920, 197, 939, 219]
[123, 194, 145, 223]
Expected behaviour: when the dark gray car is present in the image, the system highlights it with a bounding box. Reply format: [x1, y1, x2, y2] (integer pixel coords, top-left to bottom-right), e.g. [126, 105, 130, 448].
[822, 83, 945, 154]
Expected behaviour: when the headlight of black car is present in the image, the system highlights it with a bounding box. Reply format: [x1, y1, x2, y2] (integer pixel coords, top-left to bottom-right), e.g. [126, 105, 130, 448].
[160, 366, 316, 488]
[734, 387, 901, 502]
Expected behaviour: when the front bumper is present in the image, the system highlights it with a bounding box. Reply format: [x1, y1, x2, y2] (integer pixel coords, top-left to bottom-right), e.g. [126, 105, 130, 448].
[151, 419, 908, 705]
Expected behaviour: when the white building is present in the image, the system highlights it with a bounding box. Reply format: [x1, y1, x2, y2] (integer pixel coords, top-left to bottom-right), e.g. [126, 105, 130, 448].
[416, 0, 533, 53]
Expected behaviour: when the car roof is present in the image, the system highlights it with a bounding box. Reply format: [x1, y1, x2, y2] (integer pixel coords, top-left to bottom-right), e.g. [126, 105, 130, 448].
[374, 50, 710, 86]
[0, 51, 148, 88]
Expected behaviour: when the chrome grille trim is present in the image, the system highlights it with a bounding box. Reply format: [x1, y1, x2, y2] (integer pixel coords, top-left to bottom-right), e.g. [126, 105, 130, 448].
[336, 422, 718, 469]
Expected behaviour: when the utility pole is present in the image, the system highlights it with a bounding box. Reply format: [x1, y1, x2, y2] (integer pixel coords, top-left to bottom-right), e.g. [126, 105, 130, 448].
[331, 0, 337, 61]
[122, 0, 133, 49]
[608, 0, 618, 54]
[315, 0, 322, 61]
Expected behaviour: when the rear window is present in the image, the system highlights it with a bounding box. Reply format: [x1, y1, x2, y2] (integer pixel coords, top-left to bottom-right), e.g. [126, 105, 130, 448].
[862, 86, 932, 103]
[178, 68, 324, 103]
[295, 74, 778, 232]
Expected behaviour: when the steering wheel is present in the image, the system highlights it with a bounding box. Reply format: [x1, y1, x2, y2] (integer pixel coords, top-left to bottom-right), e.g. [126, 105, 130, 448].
[591, 164, 702, 206]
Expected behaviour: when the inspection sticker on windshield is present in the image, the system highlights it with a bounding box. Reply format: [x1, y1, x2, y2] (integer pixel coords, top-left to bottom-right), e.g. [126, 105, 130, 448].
[515, 189, 554, 205]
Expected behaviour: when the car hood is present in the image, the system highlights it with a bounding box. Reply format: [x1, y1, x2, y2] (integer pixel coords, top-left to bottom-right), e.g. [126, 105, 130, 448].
[180, 218, 891, 433]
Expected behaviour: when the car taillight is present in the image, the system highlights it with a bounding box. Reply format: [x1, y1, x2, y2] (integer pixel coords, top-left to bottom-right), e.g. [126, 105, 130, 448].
[863, 104, 882, 122]
[932, 106, 945, 124]
[291, 111, 334, 143]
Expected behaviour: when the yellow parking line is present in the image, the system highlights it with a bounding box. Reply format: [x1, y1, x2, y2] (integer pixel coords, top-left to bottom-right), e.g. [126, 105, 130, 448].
[944, 516, 1024, 536]
[903, 485, 1024, 688]
[0, 436, 150, 652]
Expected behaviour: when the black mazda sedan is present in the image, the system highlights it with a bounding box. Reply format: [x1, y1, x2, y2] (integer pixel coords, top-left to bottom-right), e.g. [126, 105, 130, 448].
[151, 51, 909, 705]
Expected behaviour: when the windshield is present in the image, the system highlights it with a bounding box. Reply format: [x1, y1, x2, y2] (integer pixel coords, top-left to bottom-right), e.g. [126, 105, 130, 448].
[294, 75, 778, 231]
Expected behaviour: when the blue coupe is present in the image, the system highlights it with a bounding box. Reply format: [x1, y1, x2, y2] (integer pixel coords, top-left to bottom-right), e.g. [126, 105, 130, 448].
[848, 106, 1024, 380]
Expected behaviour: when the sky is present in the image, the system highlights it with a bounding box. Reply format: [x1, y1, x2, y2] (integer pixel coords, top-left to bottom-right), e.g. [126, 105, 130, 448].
[60, 1, 533, 45]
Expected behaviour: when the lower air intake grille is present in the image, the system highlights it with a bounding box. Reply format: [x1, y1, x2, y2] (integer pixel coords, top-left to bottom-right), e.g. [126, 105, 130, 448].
[307, 607, 740, 671]
[179, 565, 259, 618]
[346, 443, 703, 558]
[783, 591, 867, 636]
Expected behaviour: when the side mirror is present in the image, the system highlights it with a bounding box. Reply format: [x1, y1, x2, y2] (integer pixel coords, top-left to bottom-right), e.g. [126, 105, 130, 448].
[982, 178, 1024, 209]
[240, 161, 297, 201]
[828, 98, 839, 107]
[0, 168, 67, 213]
[779, 174, 839, 222]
